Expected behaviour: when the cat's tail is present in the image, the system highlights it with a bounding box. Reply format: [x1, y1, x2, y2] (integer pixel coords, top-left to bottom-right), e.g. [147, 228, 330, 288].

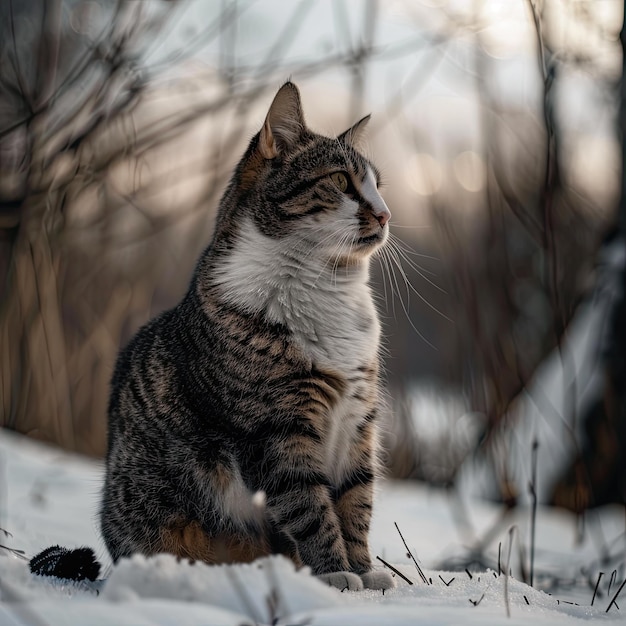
[29, 545, 101, 582]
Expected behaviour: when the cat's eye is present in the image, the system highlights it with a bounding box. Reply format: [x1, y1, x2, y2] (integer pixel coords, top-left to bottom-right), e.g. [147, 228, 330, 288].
[330, 172, 349, 193]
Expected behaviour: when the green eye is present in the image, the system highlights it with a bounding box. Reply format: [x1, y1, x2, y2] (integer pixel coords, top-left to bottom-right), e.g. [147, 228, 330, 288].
[331, 172, 349, 193]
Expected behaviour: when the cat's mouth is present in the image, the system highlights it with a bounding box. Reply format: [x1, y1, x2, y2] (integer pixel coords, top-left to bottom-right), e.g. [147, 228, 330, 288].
[356, 230, 385, 247]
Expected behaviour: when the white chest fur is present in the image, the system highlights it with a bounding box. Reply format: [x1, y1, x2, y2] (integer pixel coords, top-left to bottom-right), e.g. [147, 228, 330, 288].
[212, 218, 381, 483]
[212, 218, 380, 368]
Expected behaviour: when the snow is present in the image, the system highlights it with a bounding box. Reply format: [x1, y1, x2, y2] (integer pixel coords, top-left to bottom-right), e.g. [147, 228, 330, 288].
[0, 428, 624, 625]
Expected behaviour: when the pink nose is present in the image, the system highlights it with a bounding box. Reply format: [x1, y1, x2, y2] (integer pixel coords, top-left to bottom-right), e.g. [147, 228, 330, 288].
[376, 208, 391, 227]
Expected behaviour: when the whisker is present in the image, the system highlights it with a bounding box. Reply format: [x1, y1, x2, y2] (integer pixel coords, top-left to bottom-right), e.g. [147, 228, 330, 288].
[388, 235, 447, 294]
[309, 227, 353, 288]
[387, 244, 452, 323]
[379, 246, 397, 319]
[387, 233, 439, 280]
[388, 222, 432, 232]
[376, 250, 391, 312]
[283, 226, 347, 281]
[388, 230, 439, 261]
[386, 248, 438, 349]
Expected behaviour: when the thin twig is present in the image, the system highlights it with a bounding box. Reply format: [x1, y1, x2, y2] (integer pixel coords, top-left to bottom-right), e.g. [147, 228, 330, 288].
[0, 544, 28, 560]
[591, 572, 604, 606]
[606, 578, 626, 613]
[529, 439, 538, 587]
[376, 555, 413, 585]
[609, 569, 617, 596]
[224, 565, 264, 624]
[504, 526, 518, 619]
[394, 522, 428, 584]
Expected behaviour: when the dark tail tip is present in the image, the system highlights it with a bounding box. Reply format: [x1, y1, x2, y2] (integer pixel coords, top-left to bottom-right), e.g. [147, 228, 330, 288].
[29, 545, 101, 582]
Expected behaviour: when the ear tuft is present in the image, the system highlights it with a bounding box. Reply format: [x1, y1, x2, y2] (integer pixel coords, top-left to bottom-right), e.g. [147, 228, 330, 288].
[258, 82, 306, 159]
[338, 114, 371, 150]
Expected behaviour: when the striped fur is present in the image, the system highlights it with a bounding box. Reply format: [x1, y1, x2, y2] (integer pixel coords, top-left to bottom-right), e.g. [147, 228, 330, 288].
[100, 82, 394, 590]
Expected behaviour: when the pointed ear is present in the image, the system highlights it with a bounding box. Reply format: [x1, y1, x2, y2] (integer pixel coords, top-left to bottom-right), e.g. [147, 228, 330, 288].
[338, 114, 371, 149]
[258, 82, 306, 159]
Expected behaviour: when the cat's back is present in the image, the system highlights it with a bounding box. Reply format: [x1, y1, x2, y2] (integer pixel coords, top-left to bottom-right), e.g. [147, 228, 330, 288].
[106, 304, 182, 438]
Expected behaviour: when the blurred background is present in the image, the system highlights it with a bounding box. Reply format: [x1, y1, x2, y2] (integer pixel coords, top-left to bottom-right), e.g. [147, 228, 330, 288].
[0, 0, 624, 539]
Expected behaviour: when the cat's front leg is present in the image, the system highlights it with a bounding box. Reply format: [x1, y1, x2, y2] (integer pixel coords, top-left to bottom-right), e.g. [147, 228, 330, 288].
[259, 441, 363, 590]
[334, 478, 395, 590]
[333, 467, 375, 574]
[333, 420, 395, 591]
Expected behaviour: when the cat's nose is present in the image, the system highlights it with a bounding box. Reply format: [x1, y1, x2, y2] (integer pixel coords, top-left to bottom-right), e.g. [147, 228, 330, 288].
[360, 169, 391, 228]
[375, 208, 391, 227]
[370, 198, 391, 227]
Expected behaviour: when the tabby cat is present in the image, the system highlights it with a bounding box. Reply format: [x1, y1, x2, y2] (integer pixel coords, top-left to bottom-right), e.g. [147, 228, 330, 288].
[100, 82, 394, 591]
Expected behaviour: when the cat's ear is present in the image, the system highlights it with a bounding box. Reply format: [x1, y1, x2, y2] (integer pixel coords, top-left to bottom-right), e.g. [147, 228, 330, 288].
[338, 114, 371, 149]
[258, 82, 306, 159]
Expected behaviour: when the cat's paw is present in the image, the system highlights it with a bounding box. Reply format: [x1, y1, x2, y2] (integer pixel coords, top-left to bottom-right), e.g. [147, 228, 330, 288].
[317, 571, 364, 591]
[360, 569, 396, 590]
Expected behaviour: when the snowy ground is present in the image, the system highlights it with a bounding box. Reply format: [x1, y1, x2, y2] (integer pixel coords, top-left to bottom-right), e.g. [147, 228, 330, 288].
[0, 428, 624, 625]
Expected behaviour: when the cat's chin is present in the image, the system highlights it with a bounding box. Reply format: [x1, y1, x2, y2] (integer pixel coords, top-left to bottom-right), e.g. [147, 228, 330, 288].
[333, 245, 385, 266]
[357, 232, 384, 247]
[354, 229, 388, 254]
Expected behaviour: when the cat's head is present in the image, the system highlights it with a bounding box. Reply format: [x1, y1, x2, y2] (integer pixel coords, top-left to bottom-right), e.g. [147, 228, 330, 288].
[217, 82, 390, 266]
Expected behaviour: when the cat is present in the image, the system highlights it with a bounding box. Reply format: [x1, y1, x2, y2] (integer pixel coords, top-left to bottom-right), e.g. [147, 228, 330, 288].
[99, 81, 394, 591]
